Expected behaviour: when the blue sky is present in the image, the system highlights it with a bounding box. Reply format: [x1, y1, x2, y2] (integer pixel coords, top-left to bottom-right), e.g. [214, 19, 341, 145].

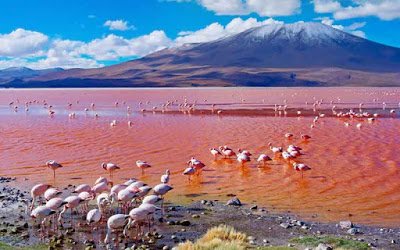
[0, 0, 399, 69]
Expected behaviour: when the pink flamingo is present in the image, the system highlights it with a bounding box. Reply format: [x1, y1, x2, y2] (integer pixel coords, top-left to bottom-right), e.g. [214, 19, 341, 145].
[210, 148, 222, 159]
[293, 162, 311, 178]
[30, 184, 51, 210]
[101, 162, 120, 177]
[136, 160, 151, 173]
[45, 160, 63, 178]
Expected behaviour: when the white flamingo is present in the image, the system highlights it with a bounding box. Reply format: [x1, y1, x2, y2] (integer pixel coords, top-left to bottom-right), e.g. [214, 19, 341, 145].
[183, 166, 196, 181]
[257, 154, 272, 166]
[161, 169, 170, 184]
[104, 214, 130, 245]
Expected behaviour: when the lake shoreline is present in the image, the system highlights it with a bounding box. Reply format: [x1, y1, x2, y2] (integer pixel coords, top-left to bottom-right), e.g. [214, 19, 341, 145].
[0, 177, 399, 249]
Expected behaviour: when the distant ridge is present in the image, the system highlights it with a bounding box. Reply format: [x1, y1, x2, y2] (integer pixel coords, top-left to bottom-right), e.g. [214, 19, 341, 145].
[2, 22, 400, 88]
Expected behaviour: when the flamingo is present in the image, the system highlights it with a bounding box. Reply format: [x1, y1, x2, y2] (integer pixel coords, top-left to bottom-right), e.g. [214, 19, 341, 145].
[117, 188, 138, 213]
[136, 160, 151, 173]
[30, 184, 51, 210]
[45, 160, 63, 178]
[73, 184, 92, 194]
[301, 134, 311, 141]
[293, 162, 311, 178]
[78, 191, 95, 212]
[153, 184, 173, 210]
[238, 149, 252, 157]
[237, 153, 250, 166]
[287, 145, 302, 153]
[109, 184, 128, 203]
[285, 133, 294, 139]
[257, 154, 272, 166]
[45, 197, 67, 228]
[268, 143, 283, 154]
[183, 166, 196, 181]
[219, 146, 236, 158]
[94, 176, 111, 185]
[126, 207, 148, 238]
[282, 151, 294, 162]
[58, 196, 84, 225]
[46, 198, 67, 211]
[101, 162, 120, 177]
[86, 208, 102, 227]
[187, 157, 206, 171]
[161, 169, 170, 184]
[44, 188, 62, 201]
[210, 148, 222, 159]
[138, 203, 161, 232]
[142, 195, 162, 205]
[124, 179, 137, 186]
[135, 186, 152, 200]
[104, 214, 130, 245]
[92, 181, 111, 195]
[30, 205, 56, 232]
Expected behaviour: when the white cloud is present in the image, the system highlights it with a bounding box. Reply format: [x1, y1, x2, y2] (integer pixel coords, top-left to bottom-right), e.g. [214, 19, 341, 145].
[313, 0, 400, 20]
[316, 17, 367, 38]
[175, 17, 283, 45]
[197, 0, 301, 16]
[0, 28, 48, 57]
[247, 0, 301, 16]
[80, 30, 172, 60]
[334, 0, 400, 20]
[198, 0, 248, 15]
[350, 30, 366, 38]
[313, 0, 342, 13]
[104, 19, 134, 31]
[0, 29, 171, 69]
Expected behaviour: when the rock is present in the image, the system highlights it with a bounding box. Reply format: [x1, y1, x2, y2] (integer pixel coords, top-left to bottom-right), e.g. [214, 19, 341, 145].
[191, 214, 200, 219]
[226, 197, 242, 206]
[315, 243, 333, 250]
[247, 236, 256, 241]
[10, 227, 18, 234]
[280, 222, 291, 229]
[339, 220, 353, 229]
[391, 239, 396, 244]
[250, 205, 258, 210]
[180, 220, 191, 226]
[162, 246, 169, 250]
[21, 232, 29, 238]
[166, 220, 175, 225]
[347, 228, 360, 235]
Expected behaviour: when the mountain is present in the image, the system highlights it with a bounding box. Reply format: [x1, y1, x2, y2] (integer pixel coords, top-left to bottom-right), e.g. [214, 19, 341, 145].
[2, 22, 400, 88]
[0, 67, 64, 84]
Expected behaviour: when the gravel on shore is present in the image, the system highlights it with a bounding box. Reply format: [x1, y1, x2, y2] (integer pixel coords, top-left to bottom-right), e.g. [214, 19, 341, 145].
[0, 177, 399, 249]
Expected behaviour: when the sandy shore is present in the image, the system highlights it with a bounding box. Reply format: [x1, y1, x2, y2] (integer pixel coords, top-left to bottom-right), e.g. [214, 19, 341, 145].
[0, 177, 399, 249]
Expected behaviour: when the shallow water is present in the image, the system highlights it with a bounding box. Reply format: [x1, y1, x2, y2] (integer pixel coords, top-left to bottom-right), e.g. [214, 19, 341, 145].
[1, 87, 400, 227]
